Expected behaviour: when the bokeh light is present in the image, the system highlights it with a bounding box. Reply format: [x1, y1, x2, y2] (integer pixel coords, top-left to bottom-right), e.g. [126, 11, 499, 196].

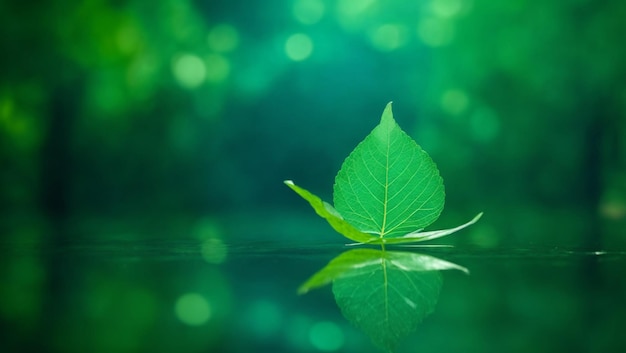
[172, 54, 206, 89]
[336, 0, 377, 30]
[440, 89, 469, 116]
[468, 223, 500, 248]
[192, 217, 228, 264]
[293, 0, 326, 25]
[285, 33, 314, 61]
[201, 238, 228, 264]
[369, 24, 408, 51]
[430, 0, 465, 18]
[175, 293, 212, 326]
[207, 24, 240, 53]
[417, 18, 454, 46]
[308, 321, 344, 351]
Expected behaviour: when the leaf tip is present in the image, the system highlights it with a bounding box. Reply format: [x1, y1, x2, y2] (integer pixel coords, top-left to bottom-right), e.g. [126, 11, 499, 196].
[458, 265, 471, 275]
[284, 180, 294, 186]
[379, 102, 398, 131]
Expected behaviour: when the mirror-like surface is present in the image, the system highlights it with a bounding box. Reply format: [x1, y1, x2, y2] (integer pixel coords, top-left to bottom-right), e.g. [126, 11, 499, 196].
[299, 248, 467, 351]
[2, 225, 625, 353]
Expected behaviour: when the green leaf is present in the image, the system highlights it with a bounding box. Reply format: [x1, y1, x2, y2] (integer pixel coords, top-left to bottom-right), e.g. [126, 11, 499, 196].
[333, 102, 445, 238]
[299, 248, 467, 351]
[285, 102, 481, 244]
[283, 180, 376, 243]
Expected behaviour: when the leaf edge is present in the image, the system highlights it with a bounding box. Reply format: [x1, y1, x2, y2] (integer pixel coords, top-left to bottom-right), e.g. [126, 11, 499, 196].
[366, 212, 483, 245]
[284, 180, 376, 244]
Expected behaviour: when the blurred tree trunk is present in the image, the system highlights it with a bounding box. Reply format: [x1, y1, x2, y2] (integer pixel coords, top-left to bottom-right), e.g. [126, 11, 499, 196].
[40, 77, 83, 236]
[39, 75, 85, 351]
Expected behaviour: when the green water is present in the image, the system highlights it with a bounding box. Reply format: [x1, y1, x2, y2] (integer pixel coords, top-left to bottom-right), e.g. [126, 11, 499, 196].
[2, 224, 625, 353]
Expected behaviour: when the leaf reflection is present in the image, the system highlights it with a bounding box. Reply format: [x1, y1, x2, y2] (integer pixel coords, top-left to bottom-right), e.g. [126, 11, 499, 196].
[299, 248, 468, 352]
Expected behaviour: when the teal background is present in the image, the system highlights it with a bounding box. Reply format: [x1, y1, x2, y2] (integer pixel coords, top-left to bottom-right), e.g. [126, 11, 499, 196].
[1, 0, 626, 352]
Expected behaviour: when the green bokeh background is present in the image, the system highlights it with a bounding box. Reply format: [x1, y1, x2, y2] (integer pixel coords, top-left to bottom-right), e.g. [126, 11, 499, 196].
[1, 0, 626, 352]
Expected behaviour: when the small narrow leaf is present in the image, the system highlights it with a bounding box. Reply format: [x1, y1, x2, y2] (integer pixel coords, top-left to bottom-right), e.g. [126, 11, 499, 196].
[333, 102, 445, 238]
[284, 180, 376, 244]
[366, 212, 483, 245]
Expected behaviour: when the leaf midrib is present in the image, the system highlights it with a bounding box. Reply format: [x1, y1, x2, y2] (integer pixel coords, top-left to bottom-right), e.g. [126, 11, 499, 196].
[381, 123, 391, 237]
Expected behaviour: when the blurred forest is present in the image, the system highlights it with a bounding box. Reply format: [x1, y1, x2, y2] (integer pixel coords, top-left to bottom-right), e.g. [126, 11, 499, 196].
[2, 0, 625, 246]
[2, 0, 626, 352]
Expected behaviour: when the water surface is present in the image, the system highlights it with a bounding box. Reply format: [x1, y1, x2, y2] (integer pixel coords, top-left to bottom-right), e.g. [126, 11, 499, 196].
[2, 234, 625, 353]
